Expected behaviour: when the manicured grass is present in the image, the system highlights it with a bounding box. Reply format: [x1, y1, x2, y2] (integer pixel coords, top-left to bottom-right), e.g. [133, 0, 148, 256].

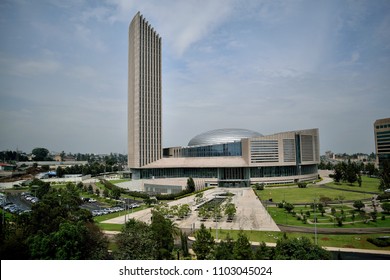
[257, 186, 372, 204]
[325, 176, 381, 193]
[267, 205, 390, 228]
[209, 229, 390, 251]
[97, 223, 124, 231]
[256, 176, 380, 204]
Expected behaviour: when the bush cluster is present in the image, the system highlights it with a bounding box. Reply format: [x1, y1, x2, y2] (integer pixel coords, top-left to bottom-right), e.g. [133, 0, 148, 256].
[367, 237, 390, 247]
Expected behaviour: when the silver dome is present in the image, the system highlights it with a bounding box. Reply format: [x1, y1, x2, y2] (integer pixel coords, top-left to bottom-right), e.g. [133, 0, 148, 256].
[188, 128, 263, 146]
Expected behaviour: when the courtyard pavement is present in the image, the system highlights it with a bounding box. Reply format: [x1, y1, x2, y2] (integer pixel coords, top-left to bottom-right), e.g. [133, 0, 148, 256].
[103, 187, 280, 232]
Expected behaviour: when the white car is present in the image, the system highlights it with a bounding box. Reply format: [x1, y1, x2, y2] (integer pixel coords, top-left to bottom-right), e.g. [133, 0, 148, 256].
[384, 189, 390, 193]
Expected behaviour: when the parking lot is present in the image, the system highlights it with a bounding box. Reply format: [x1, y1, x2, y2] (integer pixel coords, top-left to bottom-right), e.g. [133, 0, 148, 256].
[0, 192, 37, 215]
[0, 191, 142, 218]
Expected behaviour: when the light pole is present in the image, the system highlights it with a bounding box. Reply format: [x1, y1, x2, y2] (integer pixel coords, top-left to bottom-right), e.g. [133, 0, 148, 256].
[2, 186, 5, 226]
[314, 194, 317, 245]
[123, 200, 127, 224]
[214, 194, 218, 241]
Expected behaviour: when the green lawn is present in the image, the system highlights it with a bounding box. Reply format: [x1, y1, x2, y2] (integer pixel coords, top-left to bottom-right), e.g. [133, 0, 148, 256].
[258, 186, 372, 204]
[325, 176, 381, 193]
[210, 229, 390, 251]
[97, 223, 124, 231]
[267, 205, 390, 228]
[257, 176, 380, 204]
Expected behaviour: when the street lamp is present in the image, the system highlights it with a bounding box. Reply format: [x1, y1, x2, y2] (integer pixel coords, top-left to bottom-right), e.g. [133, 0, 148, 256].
[314, 194, 317, 245]
[214, 194, 218, 241]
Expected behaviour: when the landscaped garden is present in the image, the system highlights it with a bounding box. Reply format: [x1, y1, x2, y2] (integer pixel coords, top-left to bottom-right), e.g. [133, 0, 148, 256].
[254, 176, 390, 230]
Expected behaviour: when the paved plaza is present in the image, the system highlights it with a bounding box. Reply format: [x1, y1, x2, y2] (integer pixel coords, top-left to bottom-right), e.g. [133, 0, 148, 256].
[104, 188, 280, 232]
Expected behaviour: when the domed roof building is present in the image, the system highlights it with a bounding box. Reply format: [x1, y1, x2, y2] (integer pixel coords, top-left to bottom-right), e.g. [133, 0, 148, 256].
[188, 128, 263, 146]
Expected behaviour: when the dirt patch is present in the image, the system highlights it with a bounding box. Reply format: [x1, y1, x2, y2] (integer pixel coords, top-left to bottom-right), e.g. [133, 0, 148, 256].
[321, 237, 330, 241]
[343, 245, 356, 248]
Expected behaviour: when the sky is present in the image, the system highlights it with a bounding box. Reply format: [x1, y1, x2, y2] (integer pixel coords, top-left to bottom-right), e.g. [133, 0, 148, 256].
[0, 0, 389, 155]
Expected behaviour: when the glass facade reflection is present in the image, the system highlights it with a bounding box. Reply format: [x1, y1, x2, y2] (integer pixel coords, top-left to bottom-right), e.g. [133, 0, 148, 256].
[180, 142, 242, 157]
[140, 165, 318, 180]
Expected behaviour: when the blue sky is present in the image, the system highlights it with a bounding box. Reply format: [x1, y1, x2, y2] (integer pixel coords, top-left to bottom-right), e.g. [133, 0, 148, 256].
[0, 0, 389, 155]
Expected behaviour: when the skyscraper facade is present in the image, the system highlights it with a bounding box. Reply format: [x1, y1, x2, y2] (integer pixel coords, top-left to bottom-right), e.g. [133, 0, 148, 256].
[374, 118, 390, 168]
[128, 12, 162, 170]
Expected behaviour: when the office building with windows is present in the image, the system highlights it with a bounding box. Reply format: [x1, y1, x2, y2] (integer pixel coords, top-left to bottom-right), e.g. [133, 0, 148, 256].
[128, 12, 162, 169]
[127, 13, 320, 190]
[374, 118, 390, 168]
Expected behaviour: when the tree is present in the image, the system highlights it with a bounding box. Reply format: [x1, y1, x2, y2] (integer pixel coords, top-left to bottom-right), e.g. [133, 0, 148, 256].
[357, 174, 362, 187]
[381, 202, 390, 214]
[379, 160, 390, 192]
[29, 179, 51, 199]
[180, 232, 189, 258]
[284, 203, 294, 213]
[254, 241, 273, 260]
[2, 186, 108, 260]
[150, 210, 177, 259]
[114, 219, 157, 260]
[333, 163, 344, 183]
[273, 236, 331, 260]
[319, 195, 332, 206]
[345, 161, 357, 185]
[317, 203, 325, 216]
[192, 224, 215, 260]
[224, 203, 236, 220]
[56, 166, 64, 178]
[110, 186, 122, 200]
[31, 147, 51, 161]
[365, 162, 377, 176]
[194, 192, 203, 204]
[198, 207, 210, 220]
[214, 234, 234, 260]
[186, 177, 195, 193]
[233, 231, 254, 260]
[28, 221, 108, 260]
[353, 200, 365, 211]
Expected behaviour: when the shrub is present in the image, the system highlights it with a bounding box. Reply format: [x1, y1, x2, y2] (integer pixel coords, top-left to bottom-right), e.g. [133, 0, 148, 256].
[254, 183, 264, 191]
[377, 193, 390, 201]
[381, 202, 390, 214]
[298, 182, 308, 188]
[353, 200, 365, 211]
[284, 203, 294, 213]
[367, 237, 390, 247]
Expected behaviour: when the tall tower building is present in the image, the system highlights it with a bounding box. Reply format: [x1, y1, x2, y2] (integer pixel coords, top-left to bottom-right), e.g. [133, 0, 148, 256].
[374, 118, 390, 168]
[128, 12, 162, 171]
